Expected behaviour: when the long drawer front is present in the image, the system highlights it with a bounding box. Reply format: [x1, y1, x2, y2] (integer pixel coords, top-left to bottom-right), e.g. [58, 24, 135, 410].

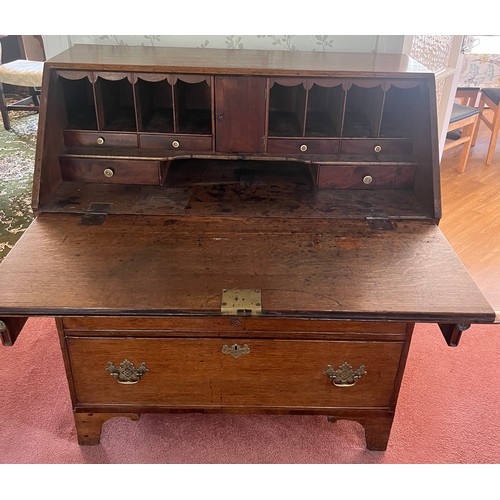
[66, 337, 403, 409]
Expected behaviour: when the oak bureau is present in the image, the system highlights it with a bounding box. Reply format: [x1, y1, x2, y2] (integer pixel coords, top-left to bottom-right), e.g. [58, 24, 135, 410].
[0, 45, 494, 451]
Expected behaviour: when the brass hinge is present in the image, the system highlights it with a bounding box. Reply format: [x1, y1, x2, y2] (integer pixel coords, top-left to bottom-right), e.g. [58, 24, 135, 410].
[80, 202, 113, 225]
[221, 288, 262, 316]
[366, 215, 395, 231]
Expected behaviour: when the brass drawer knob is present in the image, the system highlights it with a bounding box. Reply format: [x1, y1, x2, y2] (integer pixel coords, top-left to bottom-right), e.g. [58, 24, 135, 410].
[222, 343, 250, 359]
[172, 140, 180, 148]
[106, 359, 149, 384]
[362, 175, 373, 185]
[324, 362, 367, 387]
[103, 168, 114, 178]
[300, 144, 308, 152]
[374, 144, 382, 153]
[96, 137, 105, 145]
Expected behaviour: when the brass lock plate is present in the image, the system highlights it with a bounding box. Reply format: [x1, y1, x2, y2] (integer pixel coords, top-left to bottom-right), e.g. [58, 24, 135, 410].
[221, 288, 262, 316]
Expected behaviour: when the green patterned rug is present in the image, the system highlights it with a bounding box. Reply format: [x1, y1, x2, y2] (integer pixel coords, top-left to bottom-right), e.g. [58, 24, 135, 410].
[0, 112, 38, 263]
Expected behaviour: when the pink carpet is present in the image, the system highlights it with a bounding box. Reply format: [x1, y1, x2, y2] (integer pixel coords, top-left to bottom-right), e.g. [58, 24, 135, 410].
[0, 317, 498, 463]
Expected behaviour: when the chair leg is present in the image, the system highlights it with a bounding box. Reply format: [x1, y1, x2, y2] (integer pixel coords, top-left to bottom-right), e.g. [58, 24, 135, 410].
[485, 106, 500, 166]
[456, 118, 477, 173]
[30, 87, 40, 107]
[0, 83, 11, 130]
[472, 95, 486, 146]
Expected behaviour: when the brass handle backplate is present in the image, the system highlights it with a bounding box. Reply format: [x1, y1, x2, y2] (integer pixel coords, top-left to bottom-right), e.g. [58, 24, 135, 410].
[222, 343, 250, 359]
[106, 359, 149, 384]
[324, 362, 367, 387]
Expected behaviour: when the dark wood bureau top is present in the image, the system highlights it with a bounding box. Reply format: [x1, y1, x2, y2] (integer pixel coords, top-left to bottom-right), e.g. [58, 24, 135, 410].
[46, 44, 431, 77]
[0, 213, 493, 323]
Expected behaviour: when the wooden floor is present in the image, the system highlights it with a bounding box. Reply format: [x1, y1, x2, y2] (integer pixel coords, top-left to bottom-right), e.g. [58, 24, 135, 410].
[440, 110, 500, 321]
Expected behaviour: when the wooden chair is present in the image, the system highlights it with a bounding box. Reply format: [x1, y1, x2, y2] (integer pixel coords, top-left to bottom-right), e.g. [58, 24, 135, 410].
[0, 35, 45, 130]
[472, 87, 500, 165]
[455, 86, 480, 107]
[444, 91, 480, 173]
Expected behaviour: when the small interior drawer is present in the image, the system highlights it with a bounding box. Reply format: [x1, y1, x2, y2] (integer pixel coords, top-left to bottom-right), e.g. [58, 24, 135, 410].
[140, 134, 213, 151]
[316, 164, 416, 189]
[340, 139, 413, 155]
[267, 138, 340, 155]
[59, 157, 167, 185]
[63, 131, 138, 148]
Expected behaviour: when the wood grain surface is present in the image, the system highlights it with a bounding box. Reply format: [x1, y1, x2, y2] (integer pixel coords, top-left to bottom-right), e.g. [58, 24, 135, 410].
[0, 214, 494, 322]
[66, 337, 403, 408]
[47, 45, 432, 77]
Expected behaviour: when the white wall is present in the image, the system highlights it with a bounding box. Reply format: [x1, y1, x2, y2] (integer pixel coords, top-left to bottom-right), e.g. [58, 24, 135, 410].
[41, 36, 71, 59]
[42, 35, 404, 58]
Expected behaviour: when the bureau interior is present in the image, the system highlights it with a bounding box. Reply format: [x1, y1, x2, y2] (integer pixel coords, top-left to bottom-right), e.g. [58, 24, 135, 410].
[58, 73, 428, 140]
[33, 67, 439, 219]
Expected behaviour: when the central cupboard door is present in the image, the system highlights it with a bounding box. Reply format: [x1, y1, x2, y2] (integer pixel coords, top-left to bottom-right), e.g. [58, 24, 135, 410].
[215, 76, 267, 153]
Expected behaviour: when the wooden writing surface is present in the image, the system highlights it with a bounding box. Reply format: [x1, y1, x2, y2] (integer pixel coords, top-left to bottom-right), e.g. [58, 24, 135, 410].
[0, 213, 493, 323]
